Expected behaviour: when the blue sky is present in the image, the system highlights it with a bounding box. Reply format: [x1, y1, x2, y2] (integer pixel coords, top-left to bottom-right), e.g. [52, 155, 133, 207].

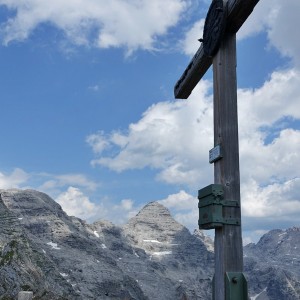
[0, 0, 299, 244]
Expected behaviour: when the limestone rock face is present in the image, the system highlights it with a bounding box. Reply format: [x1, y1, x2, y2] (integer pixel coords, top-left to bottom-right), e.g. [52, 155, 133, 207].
[0, 190, 78, 299]
[122, 202, 214, 300]
[0, 190, 147, 300]
[244, 228, 300, 299]
[0, 189, 299, 299]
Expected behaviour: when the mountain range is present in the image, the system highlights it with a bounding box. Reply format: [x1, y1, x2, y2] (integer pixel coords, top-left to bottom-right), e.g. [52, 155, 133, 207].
[0, 189, 299, 299]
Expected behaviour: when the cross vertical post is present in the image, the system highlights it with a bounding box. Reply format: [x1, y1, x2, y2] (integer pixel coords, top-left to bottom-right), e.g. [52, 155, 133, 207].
[213, 32, 243, 299]
[174, 0, 260, 299]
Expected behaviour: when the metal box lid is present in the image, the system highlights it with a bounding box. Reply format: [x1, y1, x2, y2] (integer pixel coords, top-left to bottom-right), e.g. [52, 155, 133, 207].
[198, 184, 224, 200]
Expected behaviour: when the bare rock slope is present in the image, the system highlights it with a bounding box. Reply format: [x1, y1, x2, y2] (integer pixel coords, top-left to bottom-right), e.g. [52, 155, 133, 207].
[0, 189, 299, 299]
[0, 190, 212, 299]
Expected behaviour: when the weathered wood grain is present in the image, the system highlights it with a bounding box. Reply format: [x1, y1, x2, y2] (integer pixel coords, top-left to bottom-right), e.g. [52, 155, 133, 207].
[213, 32, 244, 299]
[174, 0, 260, 99]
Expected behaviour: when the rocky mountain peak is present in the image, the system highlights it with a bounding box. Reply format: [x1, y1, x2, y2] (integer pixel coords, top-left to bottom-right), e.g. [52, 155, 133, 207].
[0, 189, 299, 299]
[193, 229, 214, 252]
[123, 201, 188, 245]
[253, 227, 300, 255]
[134, 201, 172, 219]
[0, 189, 66, 219]
[287, 226, 300, 233]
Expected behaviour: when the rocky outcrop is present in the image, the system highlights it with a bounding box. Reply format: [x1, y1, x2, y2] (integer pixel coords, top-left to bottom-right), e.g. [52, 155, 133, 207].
[245, 228, 300, 299]
[0, 189, 299, 299]
[0, 190, 148, 300]
[122, 202, 214, 299]
[0, 190, 78, 299]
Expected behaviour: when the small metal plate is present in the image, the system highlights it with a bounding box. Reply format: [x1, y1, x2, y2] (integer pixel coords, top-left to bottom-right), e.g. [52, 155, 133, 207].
[209, 144, 222, 164]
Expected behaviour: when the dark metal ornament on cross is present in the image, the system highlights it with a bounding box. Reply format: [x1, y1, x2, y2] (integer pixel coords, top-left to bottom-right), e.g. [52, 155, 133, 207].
[174, 0, 260, 299]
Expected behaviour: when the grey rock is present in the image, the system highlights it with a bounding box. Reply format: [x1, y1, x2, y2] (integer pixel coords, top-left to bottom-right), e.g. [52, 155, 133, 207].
[0, 189, 299, 299]
[122, 202, 214, 300]
[0, 189, 147, 300]
[18, 291, 33, 300]
[245, 228, 300, 299]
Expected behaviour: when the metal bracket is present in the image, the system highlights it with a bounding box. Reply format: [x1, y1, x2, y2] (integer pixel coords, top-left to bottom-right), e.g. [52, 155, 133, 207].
[225, 272, 248, 300]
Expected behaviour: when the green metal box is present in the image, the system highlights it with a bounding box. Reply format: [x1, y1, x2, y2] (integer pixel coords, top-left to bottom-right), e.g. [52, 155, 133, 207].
[198, 184, 240, 229]
[198, 184, 224, 230]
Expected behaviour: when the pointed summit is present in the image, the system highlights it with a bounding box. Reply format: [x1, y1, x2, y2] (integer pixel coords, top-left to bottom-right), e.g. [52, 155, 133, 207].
[123, 201, 194, 256]
[135, 201, 172, 219]
[125, 201, 186, 238]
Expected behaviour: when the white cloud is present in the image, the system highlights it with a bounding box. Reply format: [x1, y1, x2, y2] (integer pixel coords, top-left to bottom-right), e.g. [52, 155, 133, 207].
[238, 69, 300, 129]
[86, 131, 111, 155]
[56, 186, 105, 221]
[158, 190, 195, 210]
[265, 0, 300, 66]
[0, 168, 29, 189]
[38, 173, 98, 195]
[158, 190, 198, 230]
[54, 185, 141, 225]
[88, 85, 99, 92]
[111, 198, 140, 223]
[88, 67, 300, 188]
[0, 0, 188, 52]
[242, 178, 300, 219]
[89, 79, 214, 187]
[238, 0, 300, 65]
[240, 128, 300, 185]
[181, 18, 204, 56]
[181, 0, 300, 67]
[114, 198, 134, 211]
[55, 174, 98, 190]
[157, 178, 300, 241]
[87, 64, 300, 233]
[237, 0, 276, 40]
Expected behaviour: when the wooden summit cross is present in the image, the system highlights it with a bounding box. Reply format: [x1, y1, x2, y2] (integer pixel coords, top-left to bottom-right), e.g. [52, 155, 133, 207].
[174, 0, 260, 299]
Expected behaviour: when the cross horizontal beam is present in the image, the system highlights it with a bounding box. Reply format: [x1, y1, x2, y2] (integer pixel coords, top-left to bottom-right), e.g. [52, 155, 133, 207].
[174, 0, 260, 99]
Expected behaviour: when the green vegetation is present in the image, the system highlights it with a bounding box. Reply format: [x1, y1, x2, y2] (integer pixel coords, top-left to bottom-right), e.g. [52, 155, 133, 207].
[0, 249, 14, 266]
[21, 284, 32, 291]
[0, 296, 14, 300]
[0, 240, 18, 266]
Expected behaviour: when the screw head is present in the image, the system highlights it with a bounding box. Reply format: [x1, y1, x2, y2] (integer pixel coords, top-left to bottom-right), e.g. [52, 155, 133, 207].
[232, 277, 238, 284]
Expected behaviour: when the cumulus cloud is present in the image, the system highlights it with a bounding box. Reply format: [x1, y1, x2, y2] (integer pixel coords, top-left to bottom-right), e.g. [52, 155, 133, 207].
[86, 131, 111, 155]
[88, 79, 214, 187]
[38, 173, 98, 196]
[158, 190, 199, 229]
[111, 198, 141, 223]
[181, 18, 204, 56]
[0, 0, 188, 53]
[0, 168, 140, 226]
[237, 0, 275, 40]
[53, 183, 141, 224]
[87, 64, 300, 237]
[0, 168, 29, 189]
[242, 178, 300, 219]
[157, 177, 300, 236]
[88, 67, 300, 187]
[181, 0, 300, 67]
[56, 186, 105, 221]
[115, 198, 134, 211]
[238, 0, 300, 65]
